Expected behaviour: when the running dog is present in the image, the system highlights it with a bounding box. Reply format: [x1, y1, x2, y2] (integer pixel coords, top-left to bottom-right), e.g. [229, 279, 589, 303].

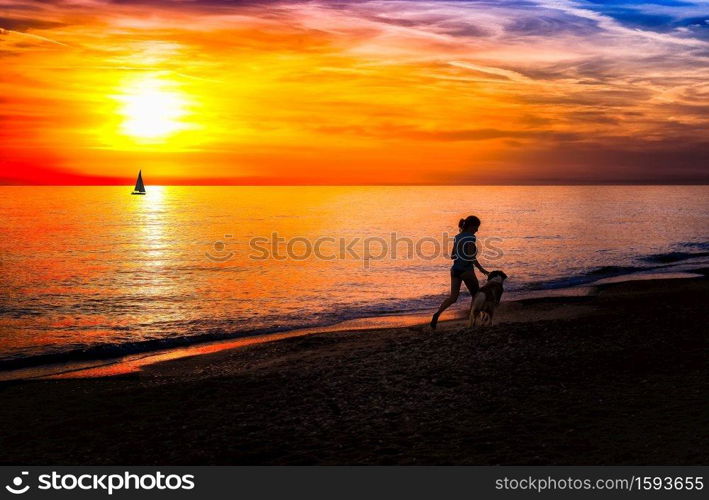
[468, 270, 508, 328]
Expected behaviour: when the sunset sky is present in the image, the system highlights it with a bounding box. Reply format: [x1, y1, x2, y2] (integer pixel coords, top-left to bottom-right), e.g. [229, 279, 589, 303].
[1, 0, 708, 185]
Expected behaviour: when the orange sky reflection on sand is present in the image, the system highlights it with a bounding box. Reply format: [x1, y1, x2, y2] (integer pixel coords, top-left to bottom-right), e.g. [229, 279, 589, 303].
[25, 313, 433, 380]
[1, 0, 708, 185]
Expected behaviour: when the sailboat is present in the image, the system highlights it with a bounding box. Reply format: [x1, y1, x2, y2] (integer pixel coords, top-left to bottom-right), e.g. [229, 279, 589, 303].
[131, 170, 146, 195]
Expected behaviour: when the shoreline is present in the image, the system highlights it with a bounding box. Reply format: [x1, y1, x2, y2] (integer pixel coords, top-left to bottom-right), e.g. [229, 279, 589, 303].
[0, 274, 707, 464]
[0, 269, 703, 381]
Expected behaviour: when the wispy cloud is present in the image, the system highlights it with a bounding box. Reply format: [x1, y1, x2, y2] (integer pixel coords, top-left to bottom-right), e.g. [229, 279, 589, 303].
[1, 0, 707, 184]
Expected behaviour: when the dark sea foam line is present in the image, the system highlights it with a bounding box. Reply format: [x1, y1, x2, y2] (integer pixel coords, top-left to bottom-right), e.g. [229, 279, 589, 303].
[524, 244, 708, 291]
[1, 244, 707, 372]
[0, 291, 442, 370]
[0, 331, 258, 371]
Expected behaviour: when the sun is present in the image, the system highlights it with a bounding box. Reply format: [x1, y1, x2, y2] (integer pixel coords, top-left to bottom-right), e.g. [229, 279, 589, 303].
[115, 76, 189, 141]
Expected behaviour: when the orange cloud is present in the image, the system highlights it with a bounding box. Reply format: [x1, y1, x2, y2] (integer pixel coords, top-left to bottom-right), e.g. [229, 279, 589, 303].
[1, 0, 707, 184]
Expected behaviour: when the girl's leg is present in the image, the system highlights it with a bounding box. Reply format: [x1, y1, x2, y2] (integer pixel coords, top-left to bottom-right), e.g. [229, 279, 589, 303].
[461, 271, 480, 315]
[431, 273, 463, 329]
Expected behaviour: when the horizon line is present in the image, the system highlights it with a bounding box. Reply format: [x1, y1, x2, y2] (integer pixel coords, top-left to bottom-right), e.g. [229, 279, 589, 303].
[2, 183, 708, 187]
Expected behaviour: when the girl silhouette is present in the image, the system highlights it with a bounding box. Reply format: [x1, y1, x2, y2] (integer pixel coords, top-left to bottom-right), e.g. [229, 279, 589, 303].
[431, 215, 489, 330]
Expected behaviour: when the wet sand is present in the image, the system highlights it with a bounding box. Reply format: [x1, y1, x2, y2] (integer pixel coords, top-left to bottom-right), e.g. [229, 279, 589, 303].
[0, 274, 707, 465]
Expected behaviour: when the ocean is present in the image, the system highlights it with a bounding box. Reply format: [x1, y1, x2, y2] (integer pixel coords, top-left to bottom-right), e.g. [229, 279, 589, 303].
[1, 185, 707, 369]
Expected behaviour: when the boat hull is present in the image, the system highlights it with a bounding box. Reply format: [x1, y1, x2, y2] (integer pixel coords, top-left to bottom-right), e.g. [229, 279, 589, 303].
[131, 191, 146, 195]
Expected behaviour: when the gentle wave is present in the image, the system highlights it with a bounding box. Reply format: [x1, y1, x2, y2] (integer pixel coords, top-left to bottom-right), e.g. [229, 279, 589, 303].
[1, 245, 706, 371]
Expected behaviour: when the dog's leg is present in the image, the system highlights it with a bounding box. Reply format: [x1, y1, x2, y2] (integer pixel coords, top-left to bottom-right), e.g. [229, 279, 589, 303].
[470, 293, 485, 329]
[472, 311, 480, 328]
[488, 309, 495, 326]
[467, 305, 475, 328]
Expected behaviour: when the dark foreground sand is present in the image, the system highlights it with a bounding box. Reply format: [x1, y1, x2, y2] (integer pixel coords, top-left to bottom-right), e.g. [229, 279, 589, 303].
[1, 275, 707, 465]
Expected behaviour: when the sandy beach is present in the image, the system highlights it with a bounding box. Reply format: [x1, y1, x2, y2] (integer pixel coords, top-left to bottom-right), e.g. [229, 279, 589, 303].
[1, 273, 707, 465]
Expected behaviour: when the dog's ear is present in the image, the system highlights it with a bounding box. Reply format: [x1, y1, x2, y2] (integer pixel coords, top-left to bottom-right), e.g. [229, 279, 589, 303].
[500, 271, 508, 280]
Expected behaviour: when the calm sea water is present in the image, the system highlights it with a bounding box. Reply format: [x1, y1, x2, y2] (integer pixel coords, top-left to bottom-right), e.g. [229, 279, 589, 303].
[1, 186, 707, 367]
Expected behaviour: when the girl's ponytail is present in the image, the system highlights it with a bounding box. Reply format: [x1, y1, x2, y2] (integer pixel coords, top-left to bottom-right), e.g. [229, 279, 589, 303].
[459, 215, 481, 232]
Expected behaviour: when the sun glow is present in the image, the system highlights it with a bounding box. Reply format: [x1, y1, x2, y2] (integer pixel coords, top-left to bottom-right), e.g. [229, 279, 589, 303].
[116, 76, 190, 141]
[3, 0, 706, 184]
